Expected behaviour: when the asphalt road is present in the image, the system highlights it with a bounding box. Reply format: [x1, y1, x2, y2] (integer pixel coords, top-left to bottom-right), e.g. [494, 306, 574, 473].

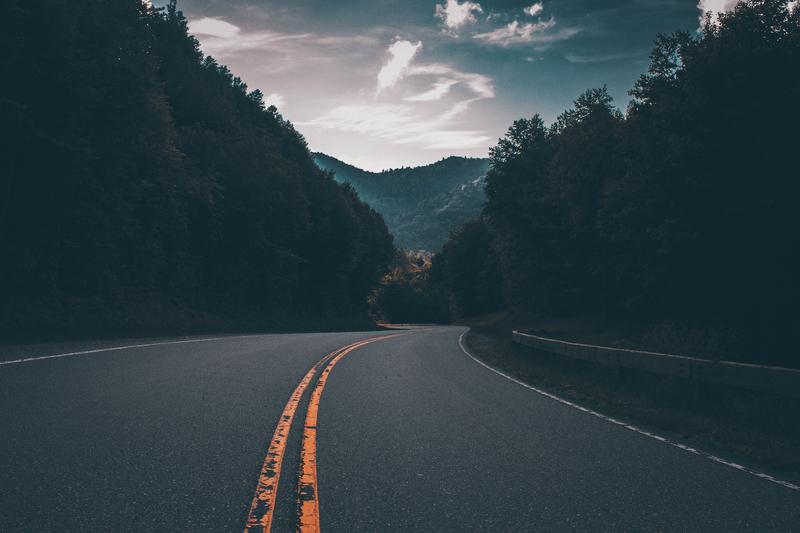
[1, 326, 798, 531]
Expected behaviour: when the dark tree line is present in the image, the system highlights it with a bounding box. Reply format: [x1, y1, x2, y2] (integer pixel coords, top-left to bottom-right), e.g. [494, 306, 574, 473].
[0, 0, 394, 338]
[431, 0, 799, 365]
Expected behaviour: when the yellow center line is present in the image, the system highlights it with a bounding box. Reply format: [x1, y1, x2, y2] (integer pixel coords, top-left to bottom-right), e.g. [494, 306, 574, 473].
[243, 334, 404, 532]
[297, 333, 407, 532]
[243, 340, 364, 532]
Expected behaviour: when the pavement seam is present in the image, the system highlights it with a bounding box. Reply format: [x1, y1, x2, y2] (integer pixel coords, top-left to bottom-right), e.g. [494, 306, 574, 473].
[457, 330, 800, 492]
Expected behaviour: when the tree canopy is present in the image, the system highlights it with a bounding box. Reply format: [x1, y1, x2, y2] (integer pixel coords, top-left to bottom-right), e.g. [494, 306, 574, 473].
[430, 0, 800, 365]
[0, 0, 394, 337]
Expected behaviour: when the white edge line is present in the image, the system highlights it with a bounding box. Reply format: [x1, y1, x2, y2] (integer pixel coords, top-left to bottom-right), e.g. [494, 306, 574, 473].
[457, 330, 800, 492]
[0, 334, 268, 366]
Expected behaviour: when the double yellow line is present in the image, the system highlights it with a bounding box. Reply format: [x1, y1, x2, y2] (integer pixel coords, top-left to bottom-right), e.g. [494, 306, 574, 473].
[244, 334, 405, 532]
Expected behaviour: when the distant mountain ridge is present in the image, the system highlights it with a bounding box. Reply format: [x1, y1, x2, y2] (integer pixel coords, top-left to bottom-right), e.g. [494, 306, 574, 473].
[313, 153, 490, 251]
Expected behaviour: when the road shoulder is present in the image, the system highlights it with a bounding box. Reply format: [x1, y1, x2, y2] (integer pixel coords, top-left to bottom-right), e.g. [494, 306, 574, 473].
[463, 326, 800, 484]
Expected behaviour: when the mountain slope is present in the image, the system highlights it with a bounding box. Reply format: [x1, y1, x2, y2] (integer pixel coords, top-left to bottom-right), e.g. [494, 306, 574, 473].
[313, 153, 490, 251]
[0, 1, 394, 338]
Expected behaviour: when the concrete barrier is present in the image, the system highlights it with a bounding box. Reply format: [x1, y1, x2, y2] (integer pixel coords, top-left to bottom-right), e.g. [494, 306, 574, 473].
[512, 331, 800, 398]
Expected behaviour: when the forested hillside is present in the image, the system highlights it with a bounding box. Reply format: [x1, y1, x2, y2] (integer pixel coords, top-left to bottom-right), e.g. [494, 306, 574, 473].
[393, 0, 799, 366]
[0, 0, 394, 339]
[313, 153, 489, 251]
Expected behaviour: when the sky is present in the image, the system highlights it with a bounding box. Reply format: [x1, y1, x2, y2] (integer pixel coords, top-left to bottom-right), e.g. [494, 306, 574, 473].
[154, 0, 736, 171]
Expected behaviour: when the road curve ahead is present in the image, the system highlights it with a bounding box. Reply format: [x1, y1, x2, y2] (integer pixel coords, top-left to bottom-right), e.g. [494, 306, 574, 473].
[1, 326, 797, 531]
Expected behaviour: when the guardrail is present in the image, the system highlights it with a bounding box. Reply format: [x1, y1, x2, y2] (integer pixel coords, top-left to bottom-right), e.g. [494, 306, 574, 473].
[512, 331, 800, 398]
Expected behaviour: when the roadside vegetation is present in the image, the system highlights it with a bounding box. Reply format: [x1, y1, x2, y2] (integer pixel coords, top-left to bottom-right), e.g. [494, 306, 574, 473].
[0, 0, 394, 340]
[369, 252, 450, 324]
[387, 0, 800, 368]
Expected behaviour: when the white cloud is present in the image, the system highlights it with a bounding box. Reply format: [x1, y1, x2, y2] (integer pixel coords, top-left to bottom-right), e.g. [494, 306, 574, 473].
[698, 0, 800, 28]
[187, 17, 378, 73]
[313, 35, 380, 47]
[302, 104, 413, 136]
[437, 97, 482, 121]
[473, 18, 564, 46]
[698, 0, 797, 28]
[406, 63, 495, 99]
[564, 51, 644, 63]
[697, 0, 739, 26]
[524, 3, 544, 16]
[301, 38, 496, 153]
[299, 104, 490, 150]
[199, 31, 311, 56]
[188, 17, 241, 39]
[391, 129, 492, 149]
[376, 40, 423, 93]
[435, 0, 484, 31]
[405, 64, 495, 122]
[264, 93, 285, 109]
[187, 17, 312, 57]
[404, 79, 459, 102]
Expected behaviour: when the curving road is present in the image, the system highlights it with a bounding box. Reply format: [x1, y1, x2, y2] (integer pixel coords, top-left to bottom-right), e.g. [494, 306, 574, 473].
[0, 326, 798, 531]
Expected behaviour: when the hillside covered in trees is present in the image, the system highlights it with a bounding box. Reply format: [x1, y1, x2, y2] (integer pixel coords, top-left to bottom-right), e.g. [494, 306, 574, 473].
[313, 153, 489, 251]
[0, 0, 394, 339]
[384, 0, 800, 366]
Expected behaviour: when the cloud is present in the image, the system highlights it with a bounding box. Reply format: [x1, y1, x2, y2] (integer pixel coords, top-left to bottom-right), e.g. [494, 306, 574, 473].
[474, 18, 568, 46]
[187, 17, 312, 57]
[187, 17, 379, 75]
[524, 3, 544, 16]
[376, 40, 423, 93]
[405, 63, 496, 120]
[406, 63, 495, 100]
[697, 0, 738, 26]
[697, 0, 739, 15]
[391, 129, 492, 149]
[299, 104, 491, 150]
[313, 35, 380, 47]
[698, 1, 799, 28]
[264, 93, 285, 109]
[189, 17, 241, 39]
[301, 36, 496, 153]
[435, 0, 484, 31]
[404, 79, 459, 102]
[564, 51, 645, 63]
[196, 31, 311, 56]
[437, 97, 483, 121]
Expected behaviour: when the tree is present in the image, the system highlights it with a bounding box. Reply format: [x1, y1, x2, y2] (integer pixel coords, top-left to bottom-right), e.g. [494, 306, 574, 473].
[429, 218, 503, 318]
[0, 0, 395, 338]
[432, 0, 800, 365]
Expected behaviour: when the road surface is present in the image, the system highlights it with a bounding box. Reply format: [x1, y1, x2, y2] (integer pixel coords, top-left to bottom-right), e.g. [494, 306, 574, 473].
[1, 326, 798, 531]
